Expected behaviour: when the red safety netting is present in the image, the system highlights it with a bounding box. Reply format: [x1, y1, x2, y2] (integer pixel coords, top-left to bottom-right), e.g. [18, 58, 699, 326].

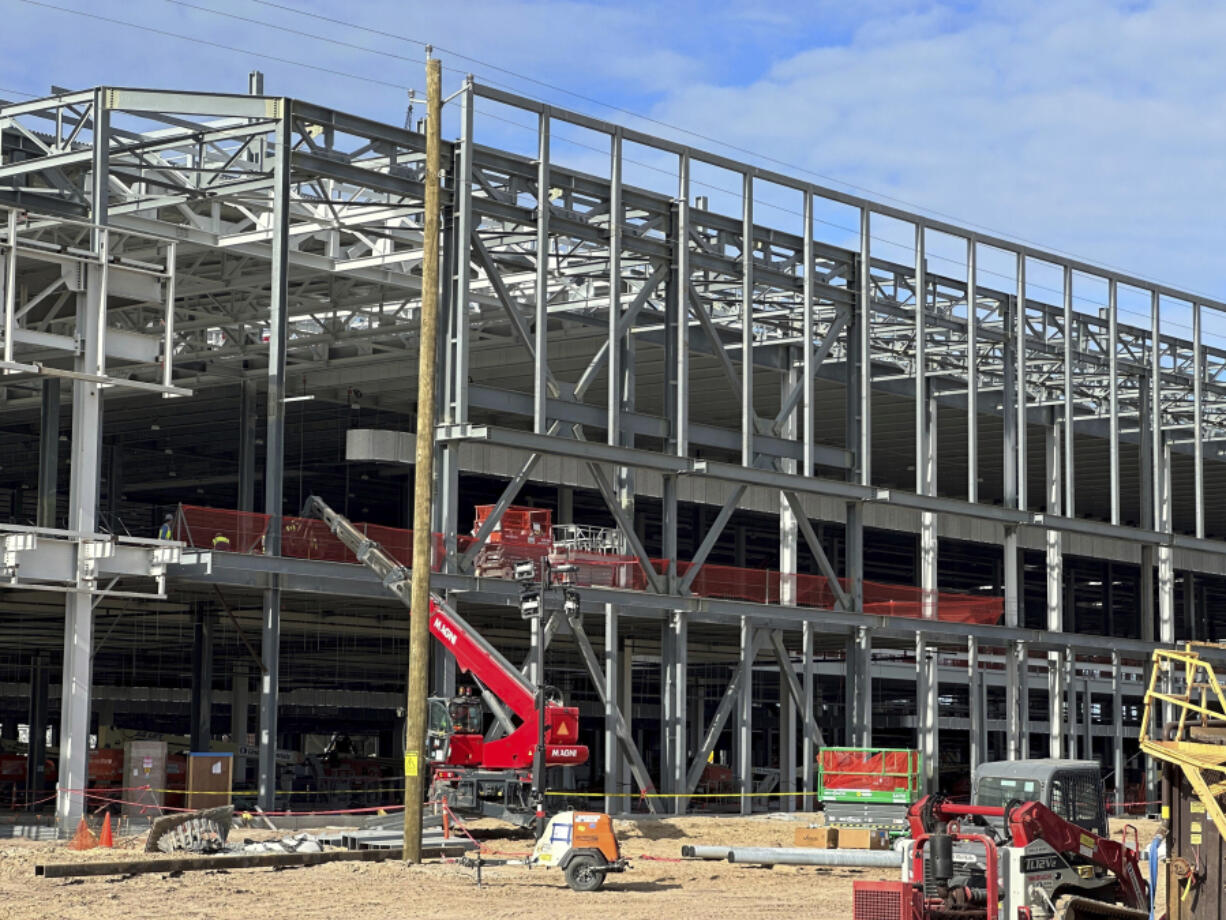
[176, 505, 470, 573]
[667, 561, 1002, 625]
[818, 749, 920, 793]
[173, 506, 270, 554]
[173, 504, 1002, 625]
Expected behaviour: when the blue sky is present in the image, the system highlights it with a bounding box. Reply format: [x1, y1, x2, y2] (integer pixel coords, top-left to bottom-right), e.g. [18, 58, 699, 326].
[4, 0, 1225, 315]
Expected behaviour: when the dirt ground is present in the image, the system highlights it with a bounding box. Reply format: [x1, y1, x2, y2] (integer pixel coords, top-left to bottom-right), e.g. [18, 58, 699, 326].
[2, 814, 1163, 920]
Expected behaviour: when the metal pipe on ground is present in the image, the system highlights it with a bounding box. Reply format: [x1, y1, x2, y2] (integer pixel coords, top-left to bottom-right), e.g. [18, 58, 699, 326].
[35, 844, 468, 879]
[722, 847, 902, 868]
[681, 845, 733, 860]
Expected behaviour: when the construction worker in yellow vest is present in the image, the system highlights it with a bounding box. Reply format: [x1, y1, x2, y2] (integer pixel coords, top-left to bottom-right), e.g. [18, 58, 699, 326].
[157, 513, 174, 540]
[211, 532, 232, 552]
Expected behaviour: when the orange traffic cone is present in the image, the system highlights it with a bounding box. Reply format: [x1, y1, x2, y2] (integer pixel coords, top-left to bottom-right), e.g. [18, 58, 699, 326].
[99, 812, 114, 848]
[66, 817, 97, 851]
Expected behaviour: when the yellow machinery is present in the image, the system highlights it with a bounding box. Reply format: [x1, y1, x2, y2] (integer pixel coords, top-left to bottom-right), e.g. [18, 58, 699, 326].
[1141, 644, 1226, 840]
[1141, 643, 1226, 916]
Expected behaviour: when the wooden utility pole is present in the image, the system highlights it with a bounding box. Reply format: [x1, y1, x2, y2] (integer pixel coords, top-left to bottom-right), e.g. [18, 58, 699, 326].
[404, 52, 442, 864]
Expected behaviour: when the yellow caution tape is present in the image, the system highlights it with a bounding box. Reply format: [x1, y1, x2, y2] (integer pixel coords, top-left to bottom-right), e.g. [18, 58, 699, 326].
[544, 790, 825, 799]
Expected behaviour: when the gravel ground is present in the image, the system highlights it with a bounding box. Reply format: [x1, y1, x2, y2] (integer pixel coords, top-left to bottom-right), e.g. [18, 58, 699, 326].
[2, 813, 1164, 920]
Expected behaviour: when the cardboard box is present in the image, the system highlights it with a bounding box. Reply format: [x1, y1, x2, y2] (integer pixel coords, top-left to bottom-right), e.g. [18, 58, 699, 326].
[794, 827, 839, 848]
[837, 827, 890, 850]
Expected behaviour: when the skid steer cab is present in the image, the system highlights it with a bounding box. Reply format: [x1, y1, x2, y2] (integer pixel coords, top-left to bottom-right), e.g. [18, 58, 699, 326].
[529, 811, 629, 891]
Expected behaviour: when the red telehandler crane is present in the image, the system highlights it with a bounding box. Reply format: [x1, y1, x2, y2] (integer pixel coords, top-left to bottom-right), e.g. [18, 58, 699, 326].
[303, 495, 588, 826]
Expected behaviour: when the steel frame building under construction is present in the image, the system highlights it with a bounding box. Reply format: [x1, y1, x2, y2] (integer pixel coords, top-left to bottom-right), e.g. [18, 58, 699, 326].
[2, 75, 1224, 830]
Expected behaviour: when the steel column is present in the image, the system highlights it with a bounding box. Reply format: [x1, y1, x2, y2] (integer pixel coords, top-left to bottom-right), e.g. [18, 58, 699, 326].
[1193, 302, 1205, 539]
[57, 281, 104, 831]
[1111, 650, 1123, 815]
[916, 635, 938, 793]
[780, 353, 799, 607]
[780, 668, 796, 812]
[438, 80, 474, 569]
[36, 378, 60, 528]
[533, 111, 550, 434]
[1108, 280, 1120, 526]
[920, 392, 937, 620]
[966, 239, 979, 502]
[741, 171, 754, 466]
[231, 664, 249, 783]
[190, 609, 214, 751]
[966, 642, 985, 780]
[845, 207, 870, 618]
[257, 105, 292, 814]
[56, 92, 109, 830]
[671, 613, 691, 814]
[847, 625, 872, 747]
[1062, 265, 1075, 517]
[1015, 254, 1028, 511]
[1, 208, 14, 366]
[674, 154, 690, 457]
[738, 617, 754, 816]
[26, 652, 49, 809]
[1045, 419, 1063, 758]
[237, 380, 257, 512]
[856, 207, 871, 486]
[1158, 441, 1175, 645]
[802, 620, 816, 793]
[603, 605, 620, 812]
[802, 192, 815, 476]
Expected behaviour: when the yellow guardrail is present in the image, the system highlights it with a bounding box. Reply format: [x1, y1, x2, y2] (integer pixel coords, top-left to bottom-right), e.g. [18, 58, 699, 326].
[1140, 644, 1226, 841]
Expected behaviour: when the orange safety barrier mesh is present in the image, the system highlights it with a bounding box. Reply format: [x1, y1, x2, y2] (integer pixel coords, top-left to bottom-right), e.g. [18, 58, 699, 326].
[666, 561, 1002, 625]
[176, 505, 467, 573]
[174, 505, 270, 554]
[174, 505, 1002, 624]
[818, 750, 920, 792]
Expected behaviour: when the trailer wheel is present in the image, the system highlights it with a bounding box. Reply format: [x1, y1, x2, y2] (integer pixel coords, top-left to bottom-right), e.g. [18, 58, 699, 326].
[563, 854, 606, 892]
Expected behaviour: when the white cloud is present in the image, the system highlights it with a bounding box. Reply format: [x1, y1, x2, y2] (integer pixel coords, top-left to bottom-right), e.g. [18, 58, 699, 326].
[4, 0, 1225, 304]
[647, 0, 1226, 301]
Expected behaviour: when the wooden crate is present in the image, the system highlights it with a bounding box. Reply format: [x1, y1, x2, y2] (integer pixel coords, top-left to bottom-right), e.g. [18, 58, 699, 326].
[836, 827, 890, 850]
[794, 827, 839, 848]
